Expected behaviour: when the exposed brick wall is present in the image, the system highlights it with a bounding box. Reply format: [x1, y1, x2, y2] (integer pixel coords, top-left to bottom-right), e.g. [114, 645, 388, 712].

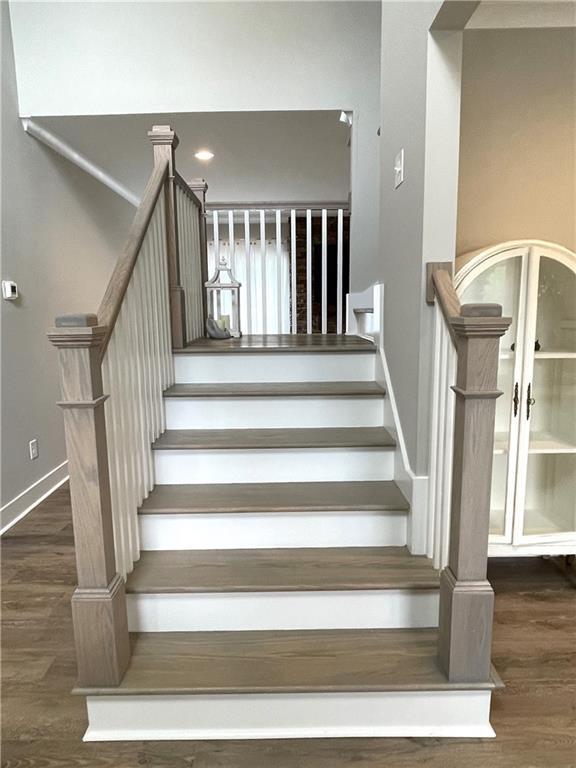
[293, 214, 350, 333]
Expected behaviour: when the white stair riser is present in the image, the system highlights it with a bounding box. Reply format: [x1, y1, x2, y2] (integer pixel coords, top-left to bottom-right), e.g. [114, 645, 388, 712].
[165, 397, 384, 429]
[127, 590, 439, 632]
[154, 448, 394, 484]
[85, 690, 495, 741]
[174, 353, 375, 383]
[139, 511, 407, 550]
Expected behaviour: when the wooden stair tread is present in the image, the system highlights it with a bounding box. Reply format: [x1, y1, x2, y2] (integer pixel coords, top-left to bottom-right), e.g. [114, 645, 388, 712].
[178, 334, 376, 354]
[164, 381, 385, 398]
[125, 547, 438, 593]
[76, 628, 499, 695]
[152, 427, 396, 451]
[139, 480, 409, 515]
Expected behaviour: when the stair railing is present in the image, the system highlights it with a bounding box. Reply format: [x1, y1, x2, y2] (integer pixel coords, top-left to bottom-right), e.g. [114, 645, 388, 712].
[426, 263, 511, 682]
[47, 125, 206, 687]
[206, 205, 349, 334]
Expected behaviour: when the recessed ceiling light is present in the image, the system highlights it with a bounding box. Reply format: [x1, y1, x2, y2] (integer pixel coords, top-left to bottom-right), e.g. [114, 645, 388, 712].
[194, 150, 214, 161]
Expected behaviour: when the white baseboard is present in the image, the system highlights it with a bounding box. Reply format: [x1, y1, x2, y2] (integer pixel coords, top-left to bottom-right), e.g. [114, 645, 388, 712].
[0, 461, 68, 535]
[127, 589, 439, 632]
[84, 690, 495, 741]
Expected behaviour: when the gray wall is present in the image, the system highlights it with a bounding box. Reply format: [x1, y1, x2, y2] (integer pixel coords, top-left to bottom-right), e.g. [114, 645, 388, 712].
[379, 2, 442, 473]
[458, 28, 576, 255]
[10, 1, 381, 292]
[1, 5, 133, 517]
[37, 111, 351, 206]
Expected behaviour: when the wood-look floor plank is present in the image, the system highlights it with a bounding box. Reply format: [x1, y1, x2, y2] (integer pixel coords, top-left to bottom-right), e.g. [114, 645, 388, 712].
[138, 480, 409, 515]
[152, 427, 396, 451]
[164, 381, 386, 398]
[178, 334, 376, 354]
[75, 628, 498, 696]
[2, 484, 575, 766]
[125, 547, 438, 594]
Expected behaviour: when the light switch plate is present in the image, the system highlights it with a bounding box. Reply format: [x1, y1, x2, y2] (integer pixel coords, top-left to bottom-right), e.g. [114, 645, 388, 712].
[394, 149, 404, 189]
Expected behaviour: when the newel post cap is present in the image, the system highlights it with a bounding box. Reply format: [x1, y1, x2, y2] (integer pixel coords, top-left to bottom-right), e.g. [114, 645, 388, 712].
[48, 314, 108, 348]
[148, 124, 179, 150]
[55, 313, 99, 327]
[187, 177, 208, 193]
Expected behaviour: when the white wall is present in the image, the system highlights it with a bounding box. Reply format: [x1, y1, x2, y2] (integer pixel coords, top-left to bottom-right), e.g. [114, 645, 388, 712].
[37, 111, 351, 206]
[379, 2, 443, 474]
[9, 1, 381, 291]
[1, 4, 133, 527]
[457, 28, 576, 255]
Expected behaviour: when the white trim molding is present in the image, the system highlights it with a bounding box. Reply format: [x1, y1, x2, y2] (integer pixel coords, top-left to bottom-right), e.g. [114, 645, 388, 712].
[84, 689, 495, 741]
[0, 460, 69, 535]
[22, 119, 140, 208]
[371, 283, 429, 555]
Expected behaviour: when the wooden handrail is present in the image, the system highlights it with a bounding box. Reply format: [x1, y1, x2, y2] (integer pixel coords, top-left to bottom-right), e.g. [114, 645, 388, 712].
[173, 171, 202, 209]
[427, 262, 505, 344]
[432, 269, 461, 322]
[97, 159, 169, 354]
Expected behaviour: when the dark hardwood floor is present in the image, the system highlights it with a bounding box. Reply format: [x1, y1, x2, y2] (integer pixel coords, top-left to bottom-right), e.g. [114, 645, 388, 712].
[2, 484, 575, 767]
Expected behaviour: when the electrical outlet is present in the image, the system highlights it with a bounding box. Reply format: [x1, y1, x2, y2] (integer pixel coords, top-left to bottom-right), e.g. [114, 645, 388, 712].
[29, 439, 39, 460]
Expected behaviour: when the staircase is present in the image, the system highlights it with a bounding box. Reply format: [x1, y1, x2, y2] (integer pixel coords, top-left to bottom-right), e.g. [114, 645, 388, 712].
[70, 334, 497, 740]
[48, 126, 509, 742]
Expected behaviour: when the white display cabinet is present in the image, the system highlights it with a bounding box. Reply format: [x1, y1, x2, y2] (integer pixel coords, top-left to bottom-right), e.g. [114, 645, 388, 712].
[455, 241, 576, 557]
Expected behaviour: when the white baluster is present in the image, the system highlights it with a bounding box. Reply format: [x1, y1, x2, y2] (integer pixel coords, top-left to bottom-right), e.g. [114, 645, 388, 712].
[434, 322, 449, 570]
[276, 209, 282, 333]
[228, 210, 235, 276]
[337, 209, 344, 334]
[428, 304, 442, 562]
[244, 210, 252, 334]
[101, 191, 179, 574]
[260, 210, 267, 334]
[213, 211, 220, 270]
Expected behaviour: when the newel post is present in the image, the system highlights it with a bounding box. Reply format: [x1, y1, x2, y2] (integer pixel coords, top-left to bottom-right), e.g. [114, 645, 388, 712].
[188, 177, 209, 322]
[48, 314, 130, 687]
[438, 305, 511, 682]
[148, 125, 186, 349]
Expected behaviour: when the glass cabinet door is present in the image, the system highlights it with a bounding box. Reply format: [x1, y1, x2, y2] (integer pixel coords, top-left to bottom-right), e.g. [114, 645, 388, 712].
[514, 254, 576, 541]
[458, 249, 529, 540]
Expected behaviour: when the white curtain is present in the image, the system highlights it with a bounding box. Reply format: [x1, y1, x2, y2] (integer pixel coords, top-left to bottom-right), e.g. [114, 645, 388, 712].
[207, 238, 291, 334]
